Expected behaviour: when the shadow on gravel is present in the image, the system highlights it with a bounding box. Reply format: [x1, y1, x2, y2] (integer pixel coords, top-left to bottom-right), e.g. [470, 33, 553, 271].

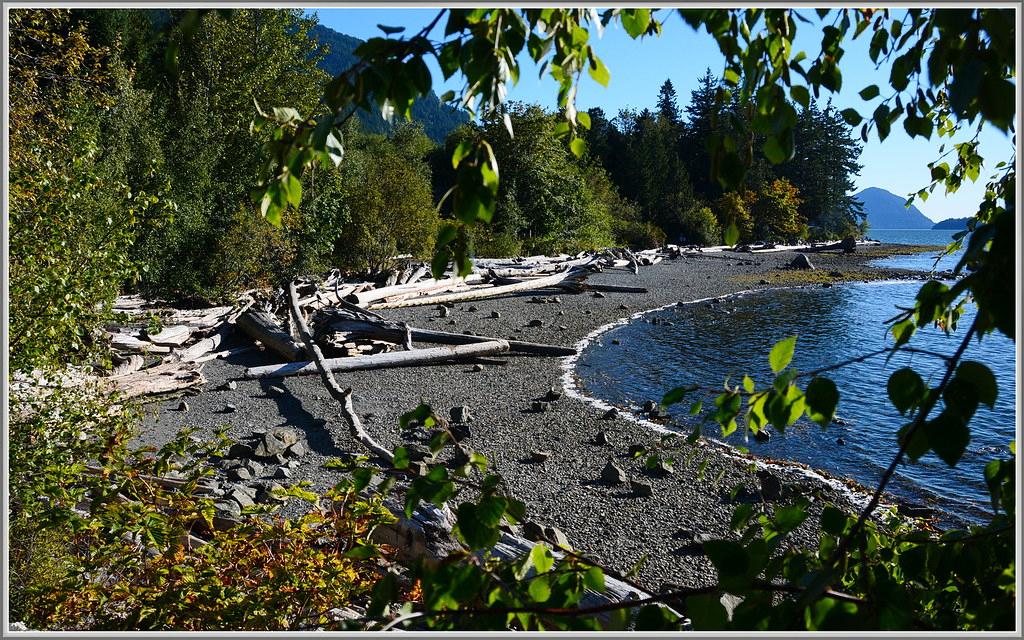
[256, 378, 350, 459]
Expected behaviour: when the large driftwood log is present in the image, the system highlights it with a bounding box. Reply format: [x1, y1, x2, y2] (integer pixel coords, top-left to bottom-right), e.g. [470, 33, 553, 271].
[175, 322, 234, 362]
[370, 268, 590, 310]
[145, 324, 192, 347]
[242, 340, 511, 380]
[102, 360, 205, 398]
[109, 333, 172, 355]
[346, 276, 476, 306]
[236, 310, 304, 362]
[322, 317, 576, 357]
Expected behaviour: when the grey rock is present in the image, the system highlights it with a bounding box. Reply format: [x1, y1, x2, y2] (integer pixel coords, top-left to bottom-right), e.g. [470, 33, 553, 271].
[268, 385, 286, 398]
[531, 401, 550, 413]
[618, 304, 630, 310]
[468, 305, 479, 312]
[286, 459, 300, 469]
[790, 254, 815, 270]
[450, 405, 472, 424]
[274, 466, 292, 480]
[595, 430, 611, 445]
[491, 311, 501, 319]
[215, 500, 241, 519]
[602, 460, 627, 485]
[228, 467, 252, 482]
[523, 521, 545, 541]
[177, 401, 189, 412]
[253, 427, 301, 458]
[472, 363, 485, 372]
[602, 408, 619, 420]
[530, 450, 552, 463]
[545, 526, 570, 548]
[450, 422, 471, 442]
[753, 429, 771, 443]
[544, 387, 562, 402]
[229, 488, 255, 509]
[643, 400, 658, 413]
[227, 443, 253, 459]
[558, 325, 568, 331]
[286, 441, 306, 458]
[557, 310, 566, 316]
[224, 403, 237, 413]
[759, 279, 771, 285]
[593, 292, 606, 298]
[224, 380, 237, 391]
[631, 480, 654, 497]
[829, 270, 844, 277]
[528, 319, 544, 327]
[757, 469, 784, 501]
[628, 444, 647, 457]
[448, 319, 457, 325]
[406, 444, 431, 462]
[438, 305, 450, 318]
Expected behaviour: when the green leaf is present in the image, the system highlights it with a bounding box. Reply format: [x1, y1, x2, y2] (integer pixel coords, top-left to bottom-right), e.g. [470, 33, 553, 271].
[583, 566, 605, 592]
[451, 141, 474, 168]
[768, 335, 797, 373]
[858, 84, 880, 100]
[377, 23, 406, 35]
[588, 56, 610, 87]
[576, 111, 591, 130]
[528, 575, 551, 602]
[790, 85, 810, 108]
[955, 361, 998, 409]
[531, 543, 554, 574]
[620, 8, 651, 38]
[804, 377, 839, 426]
[345, 543, 379, 559]
[840, 108, 863, 126]
[685, 593, 728, 630]
[634, 604, 680, 630]
[393, 446, 410, 470]
[723, 222, 740, 246]
[820, 505, 847, 535]
[887, 368, 925, 415]
[742, 375, 755, 394]
[762, 136, 788, 164]
[569, 137, 587, 158]
[703, 539, 748, 580]
[662, 384, 696, 406]
[456, 502, 500, 549]
[774, 504, 808, 532]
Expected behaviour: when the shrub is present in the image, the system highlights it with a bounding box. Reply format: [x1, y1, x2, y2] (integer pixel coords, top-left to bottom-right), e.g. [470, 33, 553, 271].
[713, 191, 755, 243]
[749, 178, 806, 243]
[678, 204, 722, 246]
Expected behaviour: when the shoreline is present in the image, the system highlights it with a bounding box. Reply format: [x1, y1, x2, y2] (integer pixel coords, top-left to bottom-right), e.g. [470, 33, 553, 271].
[136, 243, 946, 591]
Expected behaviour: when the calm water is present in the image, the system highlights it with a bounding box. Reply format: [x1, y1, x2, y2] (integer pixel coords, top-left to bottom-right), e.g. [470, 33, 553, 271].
[868, 228, 964, 271]
[576, 282, 1016, 526]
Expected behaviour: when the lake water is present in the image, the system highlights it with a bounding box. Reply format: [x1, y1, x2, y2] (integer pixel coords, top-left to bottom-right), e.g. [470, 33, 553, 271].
[868, 228, 964, 271]
[575, 229, 1016, 527]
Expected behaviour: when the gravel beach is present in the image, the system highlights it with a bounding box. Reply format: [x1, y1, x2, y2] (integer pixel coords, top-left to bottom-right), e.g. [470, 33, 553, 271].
[136, 244, 939, 592]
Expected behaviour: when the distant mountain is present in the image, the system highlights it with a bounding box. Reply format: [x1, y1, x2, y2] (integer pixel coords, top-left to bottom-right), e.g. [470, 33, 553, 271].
[932, 217, 971, 230]
[310, 24, 469, 144]
[854, 187, 934, 229]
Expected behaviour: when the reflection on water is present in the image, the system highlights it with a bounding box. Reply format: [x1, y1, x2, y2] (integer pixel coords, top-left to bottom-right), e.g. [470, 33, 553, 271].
[576, 282, 1016, 526]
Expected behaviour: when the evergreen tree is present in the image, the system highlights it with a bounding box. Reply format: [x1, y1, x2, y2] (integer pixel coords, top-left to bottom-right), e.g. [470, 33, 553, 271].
[656, 79, 681, 124]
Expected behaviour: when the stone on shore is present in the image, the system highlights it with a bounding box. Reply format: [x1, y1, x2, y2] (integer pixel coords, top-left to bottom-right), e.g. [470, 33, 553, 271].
[601, 460, 627, 485]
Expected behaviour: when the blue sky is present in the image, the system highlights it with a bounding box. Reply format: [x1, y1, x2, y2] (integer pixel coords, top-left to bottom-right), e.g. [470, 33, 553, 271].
[313, 8, 1015, 222]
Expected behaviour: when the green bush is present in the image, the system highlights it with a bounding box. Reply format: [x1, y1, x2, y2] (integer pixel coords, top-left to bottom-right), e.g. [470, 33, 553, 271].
[678, 204, 722, 246]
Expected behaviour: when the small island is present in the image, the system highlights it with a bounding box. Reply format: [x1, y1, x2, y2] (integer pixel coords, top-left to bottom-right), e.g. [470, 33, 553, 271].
[932, 217, 972, 230]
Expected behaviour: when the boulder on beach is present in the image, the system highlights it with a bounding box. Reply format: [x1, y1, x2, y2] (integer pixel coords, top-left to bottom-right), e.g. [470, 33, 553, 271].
[790, 254, 815, 270]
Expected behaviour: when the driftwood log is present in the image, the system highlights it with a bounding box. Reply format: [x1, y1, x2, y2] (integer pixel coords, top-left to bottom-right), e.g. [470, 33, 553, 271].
[242, 340, 511, 380]
[369, 268, 592, 310]
[236, 310, 304, 362]
[322, 317, 576, 357]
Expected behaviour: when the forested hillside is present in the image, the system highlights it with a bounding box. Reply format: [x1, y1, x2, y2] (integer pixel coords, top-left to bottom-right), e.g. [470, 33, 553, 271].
[310, 25, 469, 143]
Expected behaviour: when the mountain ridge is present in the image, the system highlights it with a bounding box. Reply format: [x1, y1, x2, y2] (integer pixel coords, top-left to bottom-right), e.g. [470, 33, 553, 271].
[310, 24, 469, 143]
[854, 187, 934, 229]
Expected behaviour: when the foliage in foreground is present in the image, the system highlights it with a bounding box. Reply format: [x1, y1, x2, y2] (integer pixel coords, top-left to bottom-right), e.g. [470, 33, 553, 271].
[9, 382, 394, 630]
